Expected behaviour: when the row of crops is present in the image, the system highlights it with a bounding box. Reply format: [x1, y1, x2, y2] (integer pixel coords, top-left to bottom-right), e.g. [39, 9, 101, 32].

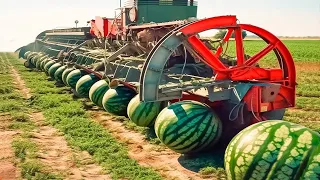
[20, 45, 320, 179]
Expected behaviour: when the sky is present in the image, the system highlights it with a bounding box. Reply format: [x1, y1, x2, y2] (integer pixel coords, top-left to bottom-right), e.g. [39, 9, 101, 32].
[0, 0, 319, 51]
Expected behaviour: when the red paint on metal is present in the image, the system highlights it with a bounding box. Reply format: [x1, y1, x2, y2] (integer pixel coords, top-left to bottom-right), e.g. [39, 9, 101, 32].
[245, 43, 276, 66]
[89, 16, 121, 38]
[173, 16, 296, 122]
[215, 28, 233, 57]
[180, 15, 237, 35]
[187, 36, 228, 71]
[234, 27, 245, 65]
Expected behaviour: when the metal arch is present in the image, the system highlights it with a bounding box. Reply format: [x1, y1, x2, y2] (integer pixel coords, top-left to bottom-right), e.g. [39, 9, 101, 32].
[139, 15, 296, 103]
[139, 21, 195, 102]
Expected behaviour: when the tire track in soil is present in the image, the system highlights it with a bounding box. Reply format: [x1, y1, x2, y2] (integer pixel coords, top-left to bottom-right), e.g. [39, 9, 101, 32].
[0, 113, 20, 180]
[91, 111, 212, 180]
[10, 67, 111, 180]
[0, 55, 21, 180]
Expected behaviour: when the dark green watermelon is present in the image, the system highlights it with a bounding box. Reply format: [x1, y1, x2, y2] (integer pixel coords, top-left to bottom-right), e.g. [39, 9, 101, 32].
[75, 74, 100, 98]
[48, 63, 62, 79]
[224, 120, 320, 180]
[127, 94, 162, 127]
[36, 56, 48, 70]
[44, 60, 56, 75]
[54, 65, 67, 83]
[24, 51, 31, 59]
[89, 79, 109, 107]
[31, 53, 45, 66]
[154, 100, 222, 154]
[102, 85, 137, 116]
[40, 58, 51, 71]
[62, 68, 75, 86]
[26, 52, 38, 62]
[66, 69, 88, 89]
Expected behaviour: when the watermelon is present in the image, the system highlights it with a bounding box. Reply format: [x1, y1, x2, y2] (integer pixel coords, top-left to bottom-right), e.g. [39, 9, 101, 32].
[154, 100, 222, 154]
[224, 120, 320, 180]
[26, 52, 38, 61]
[27, 52, 39, 60]
[44, 60, 56, 74]
[66, 69, 87, 89]
[102, 85, 137, 116]
[24, 51, 31, 59]
[54, 65, 67, 83]
[36, 56, 48, 70]
[31, 54, 42, 65]
[127, 94, 162, 127]
[62, 68, 75, 86]
[75, 74, 100, 98]
[40, 58, 51, 71]
[89, 79, 109, 107]
[23, 59, 35, 68]
[48, 63, 62, 79]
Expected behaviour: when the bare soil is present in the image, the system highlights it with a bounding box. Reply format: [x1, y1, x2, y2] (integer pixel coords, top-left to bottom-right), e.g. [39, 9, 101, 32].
[0, 125, 20, 180]
[10, 67, 111, 180]
[91, 111, 212, 180]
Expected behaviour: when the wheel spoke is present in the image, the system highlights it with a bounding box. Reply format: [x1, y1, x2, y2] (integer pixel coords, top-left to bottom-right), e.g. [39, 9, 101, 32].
[215, 28, 234, 57]
[187, 35, 227, 71]
[245, 43, 277, 66]
[234, 27, 245, 65]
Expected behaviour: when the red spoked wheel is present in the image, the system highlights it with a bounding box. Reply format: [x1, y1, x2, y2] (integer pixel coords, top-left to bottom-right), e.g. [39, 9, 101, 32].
[179, 16, 296, 121]
[178, 15, 295, 104]
[140, 15, 296, 125]
[139, 15, 297, 146]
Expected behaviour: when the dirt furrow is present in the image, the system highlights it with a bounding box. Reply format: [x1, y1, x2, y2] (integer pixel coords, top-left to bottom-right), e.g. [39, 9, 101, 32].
[10, 65, 111, 180]
[0, 128, 20, 180]
[91, 111, 209, 180]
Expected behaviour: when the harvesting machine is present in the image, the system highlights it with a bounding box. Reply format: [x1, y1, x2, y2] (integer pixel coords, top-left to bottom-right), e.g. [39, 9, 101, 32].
[17, 0, 296, 153]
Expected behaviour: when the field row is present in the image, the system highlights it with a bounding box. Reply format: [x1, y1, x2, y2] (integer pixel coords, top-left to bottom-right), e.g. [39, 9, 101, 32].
[222, 40, 320, 63]
[3, 52, 226, 179]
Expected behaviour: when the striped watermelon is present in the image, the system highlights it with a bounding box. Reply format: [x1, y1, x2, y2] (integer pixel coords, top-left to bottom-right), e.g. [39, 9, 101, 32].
[154, 100, 222, 154]
[48, 63, 62, 79]
[31, 53, 45, 67]
[36, 56, 48, 70]
[24, 51, 31, 59]
[44, 60, 56, 74]
[26, 52, 38, 61]
[31, 54, 44, 66]
[54, 65, 67, 83]
[62, 68, 75, 86]
[75, 74, 100, 98]
[224, 120, 320, 180]
[89, 79, 109, 107]
[66, 69, 88, 89]
[102, 85, 137, 116]
[127, 94, 162, 127]
[40, 58, 51, 71]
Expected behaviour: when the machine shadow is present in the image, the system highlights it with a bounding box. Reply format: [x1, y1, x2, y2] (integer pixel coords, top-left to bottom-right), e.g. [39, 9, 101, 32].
[143, 127, 226, 173]
[177, 145, 225, 172]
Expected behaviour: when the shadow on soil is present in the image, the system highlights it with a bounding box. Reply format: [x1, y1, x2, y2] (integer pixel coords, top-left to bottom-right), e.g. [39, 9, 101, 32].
[69, 89, 226, 173]
[145, 127, 226, 172]
[177, 148, 225, 172]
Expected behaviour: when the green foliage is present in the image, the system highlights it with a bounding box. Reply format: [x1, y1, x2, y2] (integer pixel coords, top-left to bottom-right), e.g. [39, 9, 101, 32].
[21, 160, 63, 180]
[9, 54, 163, 180]
[213, 30, 247, 39]
[200, 167, 227, 179]
[216, 40, 320, 63]
[12, 139, 37, 160]
[4, 37, 320, 179]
